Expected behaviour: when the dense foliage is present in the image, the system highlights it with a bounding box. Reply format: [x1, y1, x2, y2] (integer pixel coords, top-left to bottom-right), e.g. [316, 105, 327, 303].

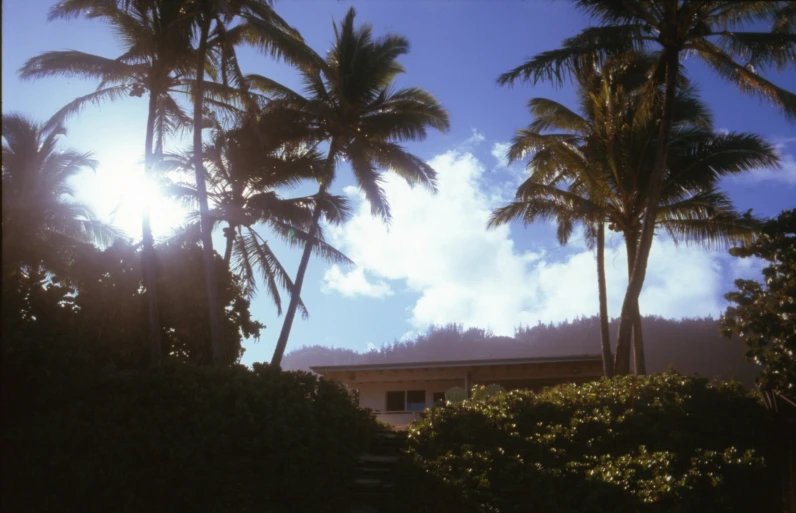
[1, 355, 377, 513]
[399, 374, 780, 513]
[2, 239, 263, 369]
[722, 209, 796, 401]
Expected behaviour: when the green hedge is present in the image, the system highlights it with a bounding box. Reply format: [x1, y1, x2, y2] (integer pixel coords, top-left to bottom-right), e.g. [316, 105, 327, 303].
[399, 374, 782, 513]
[2, 360, 377, 513]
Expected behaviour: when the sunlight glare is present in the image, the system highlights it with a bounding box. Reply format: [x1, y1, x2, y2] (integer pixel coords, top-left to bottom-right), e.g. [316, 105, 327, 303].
[75, 151, 189, 242]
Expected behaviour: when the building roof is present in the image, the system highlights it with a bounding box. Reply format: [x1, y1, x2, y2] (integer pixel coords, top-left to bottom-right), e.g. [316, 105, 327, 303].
[310, 354, 602, 374]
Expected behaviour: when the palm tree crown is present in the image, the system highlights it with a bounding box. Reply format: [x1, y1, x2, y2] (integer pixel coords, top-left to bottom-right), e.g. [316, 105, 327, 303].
[490, 55, 779, 374]
[499, 0, 796, 119]
[2, 113, 120, 272]
[20, 0, 196, 139]
[498, 0, 794, 375]
[251, 7, 450, 218]
[255, 7, 450, 367]
[163, 119, 353, 314]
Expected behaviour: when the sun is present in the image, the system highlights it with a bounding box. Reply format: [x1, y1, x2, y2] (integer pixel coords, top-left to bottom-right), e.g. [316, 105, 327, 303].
[76, 155, 189, 242]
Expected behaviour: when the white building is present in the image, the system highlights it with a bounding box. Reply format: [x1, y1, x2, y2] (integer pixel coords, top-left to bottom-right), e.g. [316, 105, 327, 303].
[312, 355, 603, 426]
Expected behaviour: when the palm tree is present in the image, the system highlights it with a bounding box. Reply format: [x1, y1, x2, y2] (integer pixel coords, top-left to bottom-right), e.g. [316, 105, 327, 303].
[162, 119, 353, 315]
[2, 113, 120, 275]
[490, 55, 778, 375]
[181, 0, 315, 365]
[498, 0, 795, 375]
[20, 0, 196, 367]
[248, 7, 450, 368]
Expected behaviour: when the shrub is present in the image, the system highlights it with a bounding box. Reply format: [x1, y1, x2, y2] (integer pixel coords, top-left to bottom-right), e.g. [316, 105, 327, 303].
[399, 374, 781, 513]
[2, 360, 377, 513]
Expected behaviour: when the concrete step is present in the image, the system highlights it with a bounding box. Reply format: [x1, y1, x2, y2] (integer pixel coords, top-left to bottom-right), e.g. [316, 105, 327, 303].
[353, 478, 395, 489]
[355, 465, 395, 474]
[359, 454, 400, 464]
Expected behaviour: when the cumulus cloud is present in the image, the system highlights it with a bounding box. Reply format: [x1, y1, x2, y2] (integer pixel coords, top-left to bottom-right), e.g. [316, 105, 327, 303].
[459, 128, 486, 151]
[399, 330, 417, 342]
[734, 137, 796, 185]
[727, 253, 765, 282]
[323, 148, 729, 335]
[321, 265, 394, 298]
[491, 141, 512, 168]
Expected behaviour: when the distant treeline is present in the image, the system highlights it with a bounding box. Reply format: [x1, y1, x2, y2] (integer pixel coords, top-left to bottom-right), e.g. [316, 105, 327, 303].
[283, 317, 758, 386]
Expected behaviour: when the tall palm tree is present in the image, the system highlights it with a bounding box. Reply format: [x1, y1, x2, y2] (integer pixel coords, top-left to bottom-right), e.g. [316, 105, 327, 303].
[249, 7, 450, 368]
[490, 55, 779, 375]
[181, 0, 314, 365]
[20, 0, 196, 367]
[2, 113, 120, 275]
[498, 0, 795, 375]
[162, 119, 353, 315]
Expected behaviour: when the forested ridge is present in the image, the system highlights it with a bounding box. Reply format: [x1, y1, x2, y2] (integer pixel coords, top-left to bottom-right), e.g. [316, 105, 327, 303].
[284, 316, 757, 386]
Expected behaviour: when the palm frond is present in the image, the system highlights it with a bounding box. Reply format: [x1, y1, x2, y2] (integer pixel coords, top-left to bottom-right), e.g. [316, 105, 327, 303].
[713, 30, 796, 72]
[694, 38, 796, 120]
[19, 50, 143, 83]
[498, 24, 651, 87]
[371, 141, 437, 192]
[43, 85, 132, 131]
[346, 140, 390, 220]
[515, 179, 603, 220]
[313, 193, 351, 226]
[268, 220, 353, 266]
[666, 131, 780, 188]
[245, 73, 306, 103]
[488, 198, 577, 228]
[156, 221, 202, 247]
[528, 98, 590, 134]
[237, 14, 325, 72]
[660, 211, 759, 250]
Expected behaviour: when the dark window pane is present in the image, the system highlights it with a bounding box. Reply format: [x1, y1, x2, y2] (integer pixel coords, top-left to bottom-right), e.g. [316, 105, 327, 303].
[432, 392, 445, 405]
[386, 391, 405, 412]
[406, 390, 426, 411]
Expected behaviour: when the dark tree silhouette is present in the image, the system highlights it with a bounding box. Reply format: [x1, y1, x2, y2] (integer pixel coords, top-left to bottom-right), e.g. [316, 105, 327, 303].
[250, 7, 450, 368]
[499, 0, 796, 375]
[722, 209, 796, 402]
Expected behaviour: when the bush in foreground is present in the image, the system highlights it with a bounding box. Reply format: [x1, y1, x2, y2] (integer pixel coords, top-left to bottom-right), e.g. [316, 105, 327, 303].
[2, 360, 377, 513]
[400, 374, 781, 513]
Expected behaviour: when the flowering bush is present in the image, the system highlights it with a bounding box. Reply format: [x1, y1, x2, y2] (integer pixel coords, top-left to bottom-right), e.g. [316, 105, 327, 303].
[399, 374, 781, 513]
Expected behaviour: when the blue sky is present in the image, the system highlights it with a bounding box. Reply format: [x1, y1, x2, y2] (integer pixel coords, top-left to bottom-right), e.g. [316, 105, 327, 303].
[3, 0, 795, 365]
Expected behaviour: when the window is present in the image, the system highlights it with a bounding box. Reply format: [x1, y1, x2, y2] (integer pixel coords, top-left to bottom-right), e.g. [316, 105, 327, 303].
[386, 391, 405, 412]
[432, 392, 446, 405]
[406, 390, 426, 411]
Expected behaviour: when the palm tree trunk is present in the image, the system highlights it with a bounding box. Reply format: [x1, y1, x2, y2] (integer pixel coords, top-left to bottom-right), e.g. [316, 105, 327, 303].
[193, 16, 225, 366]
[622, 229, 647, 375]
[613, 47, 679, 375]
[143, 89, 162, 369]
[223, 223, 236, 267]
[596, 222, 613, 378]
[271, 141, 338, 369]
[632, 304, 646, 375]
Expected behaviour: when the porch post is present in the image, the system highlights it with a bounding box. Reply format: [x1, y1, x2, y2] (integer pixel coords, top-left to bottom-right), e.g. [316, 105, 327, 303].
[464, 371, 470, 397]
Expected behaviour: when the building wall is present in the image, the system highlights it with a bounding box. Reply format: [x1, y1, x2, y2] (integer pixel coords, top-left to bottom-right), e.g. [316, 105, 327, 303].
[321, 360, 605, 426]
[353, 379, 464, 425]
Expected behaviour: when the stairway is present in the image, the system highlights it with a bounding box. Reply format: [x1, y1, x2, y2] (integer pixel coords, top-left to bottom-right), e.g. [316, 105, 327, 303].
[349, 427, 407, 513]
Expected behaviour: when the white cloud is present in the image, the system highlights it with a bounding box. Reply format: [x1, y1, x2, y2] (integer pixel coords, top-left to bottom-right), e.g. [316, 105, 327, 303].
[399, 330, 416, 342]
[727, 253, 765, 282]
[491, 141, 511, 168]
[734, 137, 796, 185]
[459, 128, 486, 151]
[324, 148, 729, 335]
[321, 265, 394, 298]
